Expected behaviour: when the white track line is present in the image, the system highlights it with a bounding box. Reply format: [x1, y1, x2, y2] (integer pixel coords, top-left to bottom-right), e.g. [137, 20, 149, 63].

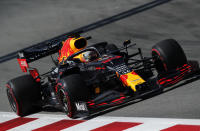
[124, 123, 175, 131]
[61, 119, 115, 131]
[95, 116, 200, 125]
[8, 117, 62, 131]
[1, 112, 200, 131]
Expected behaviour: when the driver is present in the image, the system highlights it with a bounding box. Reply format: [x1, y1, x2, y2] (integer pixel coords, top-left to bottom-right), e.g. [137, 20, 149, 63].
[81, 51, 98, 63]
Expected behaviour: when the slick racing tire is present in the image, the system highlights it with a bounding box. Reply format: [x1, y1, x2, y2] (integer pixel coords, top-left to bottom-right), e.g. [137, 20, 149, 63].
[152, 39, 187, 73]
[58, 74, 90, 118]
[6, 75, 41, 117]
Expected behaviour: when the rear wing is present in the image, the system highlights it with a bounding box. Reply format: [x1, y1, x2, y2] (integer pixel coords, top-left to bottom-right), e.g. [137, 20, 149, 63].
[17, 39, 61, 72]
[18, 41, 61, 64]
[17, 52, 41, 81]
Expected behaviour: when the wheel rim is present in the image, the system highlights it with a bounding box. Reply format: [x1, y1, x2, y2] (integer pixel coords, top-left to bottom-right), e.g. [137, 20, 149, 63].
[7, 88, 17, 113]
[60, 89, 69, 114]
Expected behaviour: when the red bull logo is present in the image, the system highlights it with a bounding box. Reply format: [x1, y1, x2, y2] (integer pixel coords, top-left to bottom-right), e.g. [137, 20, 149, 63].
[120, 71, 145, 92]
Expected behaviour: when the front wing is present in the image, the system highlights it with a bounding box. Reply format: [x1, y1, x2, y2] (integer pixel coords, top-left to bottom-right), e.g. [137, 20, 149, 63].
[73, 61, 200, 118]
[73, 85, 163, 118]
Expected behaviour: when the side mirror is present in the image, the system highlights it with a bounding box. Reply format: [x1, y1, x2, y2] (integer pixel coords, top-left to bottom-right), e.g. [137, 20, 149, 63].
[123, 40, 131, 47]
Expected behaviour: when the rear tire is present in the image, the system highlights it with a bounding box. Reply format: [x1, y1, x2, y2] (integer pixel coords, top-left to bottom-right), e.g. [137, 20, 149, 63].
[58, 74, 90, 118]
[152, 39, 187, 73]
[6, 75, 41, 116]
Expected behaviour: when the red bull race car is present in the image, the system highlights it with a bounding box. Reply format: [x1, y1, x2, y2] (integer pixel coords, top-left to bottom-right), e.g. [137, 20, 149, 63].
[6, 36, 200, 118]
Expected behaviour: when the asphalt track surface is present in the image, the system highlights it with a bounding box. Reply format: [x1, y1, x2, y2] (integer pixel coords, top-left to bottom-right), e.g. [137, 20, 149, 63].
[0, 0, 200, 119]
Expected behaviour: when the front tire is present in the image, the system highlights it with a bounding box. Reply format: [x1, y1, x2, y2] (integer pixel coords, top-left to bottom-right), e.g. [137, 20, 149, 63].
[58, 74, 90, 118]
[152, 39, 187, 73]
[6, 75, 41, 116]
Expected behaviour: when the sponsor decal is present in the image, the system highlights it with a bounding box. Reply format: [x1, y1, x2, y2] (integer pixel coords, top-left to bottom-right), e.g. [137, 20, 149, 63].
[75, 102, 88, 111]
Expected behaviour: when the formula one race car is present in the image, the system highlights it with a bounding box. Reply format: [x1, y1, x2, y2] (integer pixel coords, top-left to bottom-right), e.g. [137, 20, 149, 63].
[6, 36, 200, 118]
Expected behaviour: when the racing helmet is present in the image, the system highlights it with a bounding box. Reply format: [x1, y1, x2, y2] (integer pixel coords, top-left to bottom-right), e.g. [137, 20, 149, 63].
[82, 51, 98, 62]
